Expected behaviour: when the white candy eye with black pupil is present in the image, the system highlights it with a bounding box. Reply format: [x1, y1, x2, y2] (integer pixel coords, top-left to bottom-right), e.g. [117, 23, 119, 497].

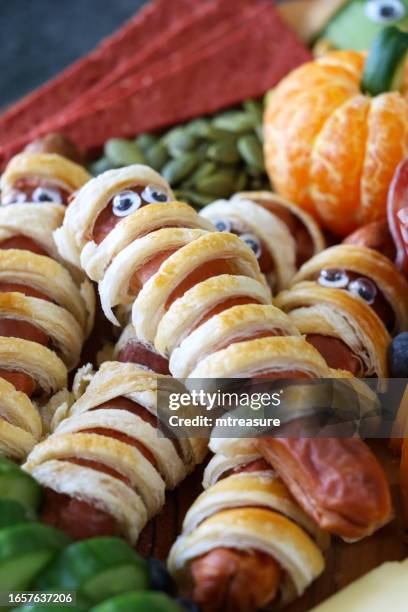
[365, 0, 405, 23]
[240, 233, 262, 258]
[32, 186, 63, 204]
[112, 191, 142, 217]
[348, 277, 377, 305]
[318, 268, 349, 288]
[141, 184, 169, 204]
[214, 219, 232, 233]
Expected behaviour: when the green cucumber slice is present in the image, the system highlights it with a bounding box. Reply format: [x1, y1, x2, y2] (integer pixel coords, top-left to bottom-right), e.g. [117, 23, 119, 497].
[91, 591, 182, 612]
[0, 458, 41, 519]
[362, 26, 408, 95]
[0, 523, 70, 590]
[0, 499, 29, 527]
[36, 537, 149, 604]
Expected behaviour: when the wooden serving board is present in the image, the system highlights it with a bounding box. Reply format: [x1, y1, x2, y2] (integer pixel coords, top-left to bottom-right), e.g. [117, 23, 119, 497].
[136, 441, 407, 611]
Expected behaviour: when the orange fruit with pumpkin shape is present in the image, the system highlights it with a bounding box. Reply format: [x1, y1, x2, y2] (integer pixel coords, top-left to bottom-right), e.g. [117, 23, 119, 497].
[264, 28, 408, 236]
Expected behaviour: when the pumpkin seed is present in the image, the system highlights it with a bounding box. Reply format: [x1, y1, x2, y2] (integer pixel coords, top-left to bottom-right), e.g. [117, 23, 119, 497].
[135, 133, 157, 152]
[207, 142, 240, 164]
[187, 161, 217, 187]
[243, 99, 263, 123]
[104, 138, 145, 166]
[89, 157, 115, 175]
[186, 118, 211, 138]
[145, 141, 169, 171]
[175, 189, 215, 208]
[206, 125, 237, 143]
[167, 132, 197, 158]
[196, 170, 238, 197]
[212, 111, 257, 133]
[161, 153, 200, 185]
[237, 134, 264, 170]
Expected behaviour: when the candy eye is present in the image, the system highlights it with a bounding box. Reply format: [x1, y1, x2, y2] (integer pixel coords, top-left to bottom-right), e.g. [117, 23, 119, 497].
[348, 277, 377, 305]
[32, 186, 63, 204]
[141, 184, 170, 204]
[214, 218, 232, 233]
[240, 233, 262, 258]
[112, 190, 142, 217]
[1, 190, 27, 205]
[365, 0, 405, 23]
[318, 268, 349, 288]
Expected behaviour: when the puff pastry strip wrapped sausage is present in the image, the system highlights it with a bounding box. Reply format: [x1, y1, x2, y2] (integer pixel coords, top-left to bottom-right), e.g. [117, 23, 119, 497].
[169, 450, 327, 611]
[201, 191, 325, 291]
[0, 151, 92, 460]
[291, 244, 408, 334]
[276, 281, 390, 379]
[24, 361, 207, 544]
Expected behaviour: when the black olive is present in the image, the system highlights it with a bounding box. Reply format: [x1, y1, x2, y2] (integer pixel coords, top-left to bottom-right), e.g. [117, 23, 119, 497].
[388, 332, 408, 378]
[147, 557, 177, 596]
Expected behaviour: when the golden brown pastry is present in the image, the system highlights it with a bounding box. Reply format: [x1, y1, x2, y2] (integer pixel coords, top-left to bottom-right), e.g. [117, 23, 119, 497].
[291, 244, 408, 334]
[0, 151, 93, 461]
[24, 361, 207, 544]
[200, 192, 325, 291]
[276, 281, 390, 379]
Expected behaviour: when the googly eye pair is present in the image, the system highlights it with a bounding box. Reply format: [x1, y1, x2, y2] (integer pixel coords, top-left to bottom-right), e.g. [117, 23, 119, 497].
[365, 0, 406, 23]
[318, 269, 377, 305]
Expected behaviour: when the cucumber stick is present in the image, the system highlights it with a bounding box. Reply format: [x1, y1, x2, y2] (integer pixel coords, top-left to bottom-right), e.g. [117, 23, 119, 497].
[36, 537, 149, 604]
[362, 26, 408, 96]
[0, 458, 41, 519]
[0, 523, 70, 590]
[91, 591, 183, 612]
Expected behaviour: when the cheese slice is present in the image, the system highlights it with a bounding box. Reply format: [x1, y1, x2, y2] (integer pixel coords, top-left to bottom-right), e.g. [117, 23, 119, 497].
[310, 559, 408, 611]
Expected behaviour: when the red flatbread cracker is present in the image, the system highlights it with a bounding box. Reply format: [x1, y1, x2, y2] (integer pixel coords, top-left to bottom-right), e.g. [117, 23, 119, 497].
[0, 3, 310, 163]
[0, 0, 213, 145]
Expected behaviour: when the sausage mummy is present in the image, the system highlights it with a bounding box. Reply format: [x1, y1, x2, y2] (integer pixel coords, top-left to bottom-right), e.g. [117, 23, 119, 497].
[52, 165, 393, 608]
[23, 361, 207, 543]
[275, 282, 390, 380]
[0, 151, 93, 460]
[200, 191, 325, 292]
[290, 244, 408, 335]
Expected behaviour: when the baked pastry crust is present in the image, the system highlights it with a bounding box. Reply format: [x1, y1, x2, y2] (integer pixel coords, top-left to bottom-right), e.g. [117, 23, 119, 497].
[156, 277, 272, 360]
[201, 192, 324, 290]
[189, 336, 330, 378]
[133, 231, 265, 345]
[0, 292, 83, 370]
[276, 281, 390, 379]
[55, 165, 175, 268]
[1, 152, 91, 195]
[291, 245, 408, 332]
[169, 303, 299, 378]
[0, 336, 67, 396]
[168, 507, 324, 607]
[0, 203, 65, 260]
[0, 249, 89, 331]
[98, 227, 208, 325]
[0, 378, 42, 460]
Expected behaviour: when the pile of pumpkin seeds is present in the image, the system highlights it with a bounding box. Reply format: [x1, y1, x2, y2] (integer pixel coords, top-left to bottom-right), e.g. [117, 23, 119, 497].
[89, 98, 269, 208]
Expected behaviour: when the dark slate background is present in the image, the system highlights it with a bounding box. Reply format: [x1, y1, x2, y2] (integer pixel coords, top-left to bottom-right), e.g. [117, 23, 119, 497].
[0, 0, 147, 109]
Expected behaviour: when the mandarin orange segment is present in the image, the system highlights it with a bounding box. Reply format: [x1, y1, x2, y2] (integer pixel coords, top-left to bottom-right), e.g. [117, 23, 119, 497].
[311, 95, 370, 236]
[316, 50, 366, 81]
[361, 93, 408, 226]
[264, 61, 358, 213]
